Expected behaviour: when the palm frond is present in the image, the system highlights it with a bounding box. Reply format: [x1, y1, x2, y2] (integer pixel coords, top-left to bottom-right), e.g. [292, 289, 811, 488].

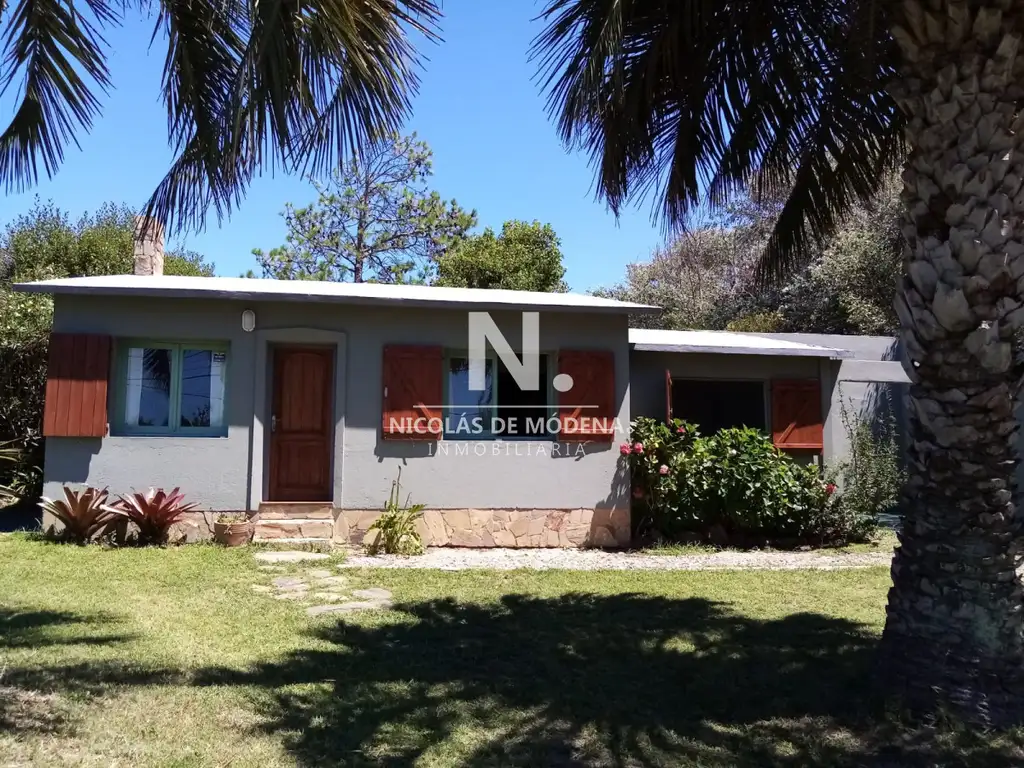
[0, 0, 116, 191]
[3, 0, 439, 234]
[533, 0, 904, 285]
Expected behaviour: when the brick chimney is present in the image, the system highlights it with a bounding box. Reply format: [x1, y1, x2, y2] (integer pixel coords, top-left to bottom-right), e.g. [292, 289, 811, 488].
[133, 216, 165, 276]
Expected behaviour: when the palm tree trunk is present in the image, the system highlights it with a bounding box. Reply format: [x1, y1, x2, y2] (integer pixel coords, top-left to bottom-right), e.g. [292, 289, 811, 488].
[884, 1, 1024, 725]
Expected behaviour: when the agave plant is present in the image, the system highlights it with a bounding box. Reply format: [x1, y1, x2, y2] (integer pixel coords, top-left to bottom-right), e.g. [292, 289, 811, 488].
[39, 486, 115, 544]
[111, 488, 199, 546]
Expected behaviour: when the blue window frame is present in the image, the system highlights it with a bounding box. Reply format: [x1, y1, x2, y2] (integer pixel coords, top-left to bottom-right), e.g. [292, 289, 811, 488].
[113, 340, 229, 436]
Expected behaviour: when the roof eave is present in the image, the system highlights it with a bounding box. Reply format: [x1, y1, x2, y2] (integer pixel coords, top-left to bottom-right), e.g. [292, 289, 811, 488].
[13, 282, 663, 316]
[631, 342, 851, 359]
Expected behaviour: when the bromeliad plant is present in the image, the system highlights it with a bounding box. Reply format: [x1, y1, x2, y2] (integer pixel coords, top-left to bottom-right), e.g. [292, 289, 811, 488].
[367, 468, 426, 555]
[111, 487, 199, 546]
[39, 486, 116, 544]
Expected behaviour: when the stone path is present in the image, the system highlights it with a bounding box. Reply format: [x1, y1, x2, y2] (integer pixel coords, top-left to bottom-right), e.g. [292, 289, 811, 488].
[250, 559, 393, 616]
[338, 547, 893, 572]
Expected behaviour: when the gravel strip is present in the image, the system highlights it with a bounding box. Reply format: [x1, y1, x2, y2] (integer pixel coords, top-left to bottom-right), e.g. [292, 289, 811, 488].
[338, 547, 892, 572]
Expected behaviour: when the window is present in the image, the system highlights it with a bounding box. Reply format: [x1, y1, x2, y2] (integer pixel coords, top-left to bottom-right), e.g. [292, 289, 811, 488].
[115, 341, 228, 436]
[444, 353, 553, 438]
[670, 379, 766, 435]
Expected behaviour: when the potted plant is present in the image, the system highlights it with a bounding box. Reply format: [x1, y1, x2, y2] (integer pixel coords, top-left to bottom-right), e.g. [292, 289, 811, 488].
[213, 512, 252, 547]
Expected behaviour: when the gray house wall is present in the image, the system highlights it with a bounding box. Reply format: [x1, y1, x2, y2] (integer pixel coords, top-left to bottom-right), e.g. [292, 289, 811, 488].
[760, 335, 909, 468]
[44, 295, 631, 541]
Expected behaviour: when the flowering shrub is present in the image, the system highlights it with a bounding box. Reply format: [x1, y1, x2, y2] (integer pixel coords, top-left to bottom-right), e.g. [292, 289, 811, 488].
[626, 417, 855, 546]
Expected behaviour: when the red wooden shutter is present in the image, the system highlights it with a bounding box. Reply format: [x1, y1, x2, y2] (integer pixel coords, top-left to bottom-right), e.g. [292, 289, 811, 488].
[557, 350, 616, 441]
[43, 333, 112, 437]
[381, 345, 443, 440]
[771, 379, 824, 450]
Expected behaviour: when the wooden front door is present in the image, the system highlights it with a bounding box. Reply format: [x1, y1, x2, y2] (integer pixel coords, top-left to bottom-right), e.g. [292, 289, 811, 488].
[269, 346, 334, 501]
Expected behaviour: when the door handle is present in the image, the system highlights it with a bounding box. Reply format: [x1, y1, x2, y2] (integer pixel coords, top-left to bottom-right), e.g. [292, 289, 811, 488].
[271, 415, 277, 433]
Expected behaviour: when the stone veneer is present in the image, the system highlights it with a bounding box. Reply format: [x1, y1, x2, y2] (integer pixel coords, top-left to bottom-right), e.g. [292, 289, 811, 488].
[336, 507, 630, 549]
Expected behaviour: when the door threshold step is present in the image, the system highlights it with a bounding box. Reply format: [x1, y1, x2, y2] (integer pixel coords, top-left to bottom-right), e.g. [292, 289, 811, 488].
[258, 503, 334, 520]
[255, 518, 333, 525]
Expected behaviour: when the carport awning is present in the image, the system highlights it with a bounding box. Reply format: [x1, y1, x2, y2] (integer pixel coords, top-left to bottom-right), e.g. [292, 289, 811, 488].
[629, 329, 851, 359]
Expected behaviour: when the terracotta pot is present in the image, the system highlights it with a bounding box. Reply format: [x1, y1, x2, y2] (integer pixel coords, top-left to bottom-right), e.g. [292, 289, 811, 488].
[213, 520, 252, 547]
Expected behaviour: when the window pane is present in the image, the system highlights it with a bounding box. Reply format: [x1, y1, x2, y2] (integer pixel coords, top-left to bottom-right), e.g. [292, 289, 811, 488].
[446, 357, 492, 434]
[124, 348, 171, 428]
[180, 349, 227, 429]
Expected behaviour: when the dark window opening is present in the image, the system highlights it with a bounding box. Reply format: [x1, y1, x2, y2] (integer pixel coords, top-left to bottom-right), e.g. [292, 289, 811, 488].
[670, 379, 766, 435]
[495, 355, 549, 437]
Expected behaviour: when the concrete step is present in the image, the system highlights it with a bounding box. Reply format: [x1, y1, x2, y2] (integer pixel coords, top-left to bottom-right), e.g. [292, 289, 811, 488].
[253, 519, 334, 540]
[257, 503, 334, 520]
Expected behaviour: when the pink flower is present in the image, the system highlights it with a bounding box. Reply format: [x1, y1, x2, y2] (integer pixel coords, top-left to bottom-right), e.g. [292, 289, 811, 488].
[632, 487, 644, 499]
[659, 464, 669, 475]
[825, 483, 837, 496]
[633, 442, 644, 454]
[619, 443, 632, 456]
[677, 426, 686, 434]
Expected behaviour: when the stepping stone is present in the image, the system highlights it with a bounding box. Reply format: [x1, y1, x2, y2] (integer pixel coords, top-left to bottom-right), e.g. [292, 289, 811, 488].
[277, 584, 309, 593]
[312, 592, 345, 601]
[255, 551, 330, 563]
[352, 588, 392, 601]
[306, 600, 392, 616]
[307, 569, 333, 579]
[274, 593, 304, 601]
[251, 585, 273, 593]
[272, 577, 306, 588]
[258, 565, 285, 571]
[315, 575, 349, 586]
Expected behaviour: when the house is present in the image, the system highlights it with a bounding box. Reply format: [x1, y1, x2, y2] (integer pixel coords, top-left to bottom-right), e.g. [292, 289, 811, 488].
[16, 238, 908, 548]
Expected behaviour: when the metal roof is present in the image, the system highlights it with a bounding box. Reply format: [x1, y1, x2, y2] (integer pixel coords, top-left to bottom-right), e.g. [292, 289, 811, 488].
[14, 275, 660, 315]
[629, 328, 851, 358]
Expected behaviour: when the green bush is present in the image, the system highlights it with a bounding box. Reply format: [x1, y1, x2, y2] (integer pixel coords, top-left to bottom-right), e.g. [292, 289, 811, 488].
[626, 417, 840, 546]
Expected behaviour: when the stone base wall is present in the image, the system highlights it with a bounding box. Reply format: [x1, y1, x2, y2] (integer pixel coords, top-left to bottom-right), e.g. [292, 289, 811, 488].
[168, 511, 227, 542]
[336, 508, 630, 549]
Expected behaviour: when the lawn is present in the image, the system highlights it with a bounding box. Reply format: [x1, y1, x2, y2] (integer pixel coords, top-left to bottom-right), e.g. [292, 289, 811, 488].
[0, 534, 1021, 767]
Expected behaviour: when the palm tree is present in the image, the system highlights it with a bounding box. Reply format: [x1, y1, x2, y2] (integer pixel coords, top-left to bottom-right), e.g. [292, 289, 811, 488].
[535, 1, 1024, 725]
[0, 1, 439, 232]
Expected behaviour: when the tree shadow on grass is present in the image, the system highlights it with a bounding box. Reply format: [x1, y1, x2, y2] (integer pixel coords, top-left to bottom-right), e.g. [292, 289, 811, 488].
[0, 606, 134, 650]
[195, 593, 1024, 767]
[0, 606, 157, 737]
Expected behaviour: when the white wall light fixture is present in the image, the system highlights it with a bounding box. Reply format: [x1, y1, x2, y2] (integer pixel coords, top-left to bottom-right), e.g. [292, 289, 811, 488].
[241, 309, 256, 333]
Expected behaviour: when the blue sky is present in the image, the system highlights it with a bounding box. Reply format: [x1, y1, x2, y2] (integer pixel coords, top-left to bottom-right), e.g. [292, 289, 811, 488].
[0, 2, 666, 292]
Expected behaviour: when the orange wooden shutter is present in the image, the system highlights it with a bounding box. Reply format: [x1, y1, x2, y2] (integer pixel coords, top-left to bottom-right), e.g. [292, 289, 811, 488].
[771, 379, 823, 450]
[381, 345, 443, 440]
[43, 333, 112, 437]
[557, 350, 616, 441]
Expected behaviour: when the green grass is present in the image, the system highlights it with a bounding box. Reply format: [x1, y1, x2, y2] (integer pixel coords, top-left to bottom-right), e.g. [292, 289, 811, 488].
[640, 528, 900, 556]
[0, 533, 1019, 767]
